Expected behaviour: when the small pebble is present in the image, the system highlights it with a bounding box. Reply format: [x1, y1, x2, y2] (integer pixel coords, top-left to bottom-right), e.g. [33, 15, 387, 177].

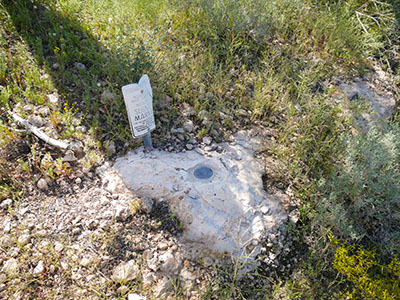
[75, 62, 86, 70]
[1, 199, 12, 210]
[159, 242, 168, 251]
[33, 260, 44, 274]
[128, 293, 146, 300]
[261, 206, 269, 214]
[37, 178, 48, 191]
[202, 136, 212, 145]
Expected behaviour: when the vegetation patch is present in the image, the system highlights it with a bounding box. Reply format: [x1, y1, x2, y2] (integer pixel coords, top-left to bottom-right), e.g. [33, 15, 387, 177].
[0, 0, 399, 299]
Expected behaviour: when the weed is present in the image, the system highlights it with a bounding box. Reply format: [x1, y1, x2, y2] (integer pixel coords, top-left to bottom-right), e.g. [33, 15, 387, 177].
[0, 0, 399, 299]
[332, 241, 400, 299]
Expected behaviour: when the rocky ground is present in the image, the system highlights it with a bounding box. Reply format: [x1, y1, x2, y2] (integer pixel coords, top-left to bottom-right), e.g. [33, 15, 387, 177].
[0, 133, 299, 300]
[0, 64, 397, 299]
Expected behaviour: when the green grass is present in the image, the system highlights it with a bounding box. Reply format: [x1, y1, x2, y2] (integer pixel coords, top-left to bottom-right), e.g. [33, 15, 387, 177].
[0, 0, 399, 299]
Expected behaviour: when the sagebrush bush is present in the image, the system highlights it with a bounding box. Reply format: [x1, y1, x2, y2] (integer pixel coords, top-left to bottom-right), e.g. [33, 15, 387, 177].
[318, 124, 400, 256]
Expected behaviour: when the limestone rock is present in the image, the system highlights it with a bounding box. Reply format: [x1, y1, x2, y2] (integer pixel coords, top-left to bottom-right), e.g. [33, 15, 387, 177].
[180, 268, 196, 281]
[27, 115, 44, 127]
[3, 220, 11, 233]
[18, 234, 31, 246]
[153, 277, 172, 298]
[33, 260, 44, 274]
[1, 199, 12, 209]
[47, 93, 60, 106]
[2, 258, 19, 274]
[0, 235, 13, 248]
[111, 260, 138, 282]
[159, 252, 181, 274]
[142, 272, 157, 286]
[37, 178, 49, 191]
[159, 242, 169, 251]
[63, 150, 77, 162]
[69, 140, 84, 154]
[182, 103, 195, 117]
[38, 106, 50, 116]
[183, 120, 194, 133]
[54, 241, 64, 253]
[115, 205, 131, 222]
[338, 80, 396, 130]
[128, 294, 146, 300]
[76, 125, 87, 133]
[202, 136, 212, 145]
[173, 128, 184, 134]
[114, 131, 287, 257]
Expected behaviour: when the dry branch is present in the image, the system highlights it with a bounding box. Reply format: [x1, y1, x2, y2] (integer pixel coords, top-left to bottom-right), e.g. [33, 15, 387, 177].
[9, 111, 69, 150]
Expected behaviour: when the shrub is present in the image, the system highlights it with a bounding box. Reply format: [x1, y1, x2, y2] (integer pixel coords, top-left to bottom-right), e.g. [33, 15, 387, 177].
[318, 124, 400, 256]
[333, 242, 400, 300]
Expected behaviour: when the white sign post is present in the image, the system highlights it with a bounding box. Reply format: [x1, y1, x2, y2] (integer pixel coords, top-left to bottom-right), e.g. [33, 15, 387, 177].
[122, 74, 155, 148]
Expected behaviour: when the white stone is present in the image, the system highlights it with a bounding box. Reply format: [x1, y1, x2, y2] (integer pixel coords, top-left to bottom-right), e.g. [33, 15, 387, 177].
[115, 205, 131, 221]
[158, 242, 169, 250]
[111, 260, 138, 282]
[63, 150, 77, 162]
[0, 235, 13, 248]
[142, 272, 157, 286]
[47, 93, 60, 106]
[18, 234, 31, 246]
[2, 258, 19, 274]
[76, 125, 87, 133]
[54, 241, 64, 253]
[39, 240, 50, 253]
[38, 106, 50, 116]
[202, 136, 212, 145]
[117, 285, 129, 295]
[3, 221, 11, 233]
[79, 256, 93, 267]
[180, 268, 196, 281]
[1, 199, 12, 210]
[173, 127, 184, 134]
[128, 293, 146, 300]
[159, 252, 180, 274]
[260, 206, 269, 214]
[153, 277, 172, 298]
[113, 131, 287, 258]
[28, 115, 44, 127]
[183, 120, 194, 132]
[37, 178, 48, 191]
[339, 80, 396, 130]
[33, 260, 44, 274]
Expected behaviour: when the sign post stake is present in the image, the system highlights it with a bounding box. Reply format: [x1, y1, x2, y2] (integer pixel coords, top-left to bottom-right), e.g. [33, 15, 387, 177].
[142, 132, 153, 149]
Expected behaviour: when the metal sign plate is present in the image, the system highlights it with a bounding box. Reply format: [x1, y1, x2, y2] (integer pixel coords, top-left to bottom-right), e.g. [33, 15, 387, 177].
[122, 75, 155, 138]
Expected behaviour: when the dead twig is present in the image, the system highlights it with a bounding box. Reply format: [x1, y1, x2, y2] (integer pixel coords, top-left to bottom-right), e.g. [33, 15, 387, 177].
[9, 111, 69, 150]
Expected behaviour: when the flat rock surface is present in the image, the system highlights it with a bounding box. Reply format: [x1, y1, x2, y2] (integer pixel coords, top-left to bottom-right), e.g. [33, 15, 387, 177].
[337, 70, 397, 130]
[114, 131, 287, 257]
